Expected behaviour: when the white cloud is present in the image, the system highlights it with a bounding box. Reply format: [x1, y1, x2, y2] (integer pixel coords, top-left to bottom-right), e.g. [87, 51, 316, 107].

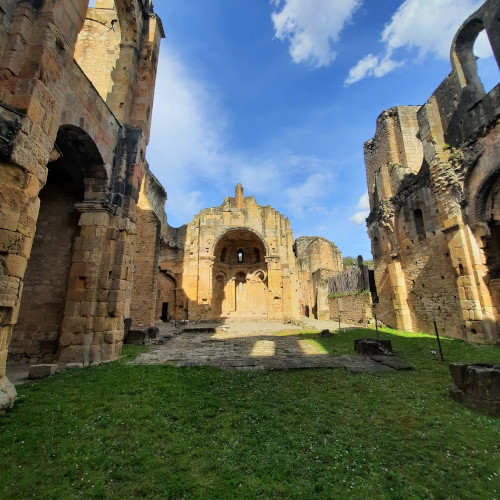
[345, 0, 485, 85]
[271, 0, 362, 68]
[349, 191, 369, 224]
[285, 171, 334, 216]
[148, 45, 337, 226]
[148, 47, 228, 222]
[345, 53, 402, 86]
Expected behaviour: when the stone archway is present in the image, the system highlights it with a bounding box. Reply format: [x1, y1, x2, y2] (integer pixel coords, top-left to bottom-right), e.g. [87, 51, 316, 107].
[212, 230, 268, 319]
[156, 272, 177, 322]
[8, 126, 107, 365]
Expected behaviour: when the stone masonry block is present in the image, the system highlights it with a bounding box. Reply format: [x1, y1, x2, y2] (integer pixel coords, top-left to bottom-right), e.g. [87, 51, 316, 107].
[58, 345, 90, 365]
[28, 364, 58, 379]
[3, 254, 28, 278]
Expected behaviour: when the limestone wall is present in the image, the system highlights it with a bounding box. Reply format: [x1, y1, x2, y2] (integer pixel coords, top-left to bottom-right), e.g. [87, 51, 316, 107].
[329, 293, 373, 325]
[0, 0, 164, 411]
[158, 185, 319, 322]
[129, 208, 160, 328]
[295, 236, 343, 320]
[365, 0, 500, 343]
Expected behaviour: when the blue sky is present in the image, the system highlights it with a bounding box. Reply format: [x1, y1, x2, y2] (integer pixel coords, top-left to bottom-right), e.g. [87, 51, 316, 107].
[144, 0, 499, 259]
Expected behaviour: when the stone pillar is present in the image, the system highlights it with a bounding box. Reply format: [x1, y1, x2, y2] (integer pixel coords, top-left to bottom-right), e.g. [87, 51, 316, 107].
[197, 256, 214, 319]
[235, 183, 244, 209]
[57, 202, 130, 365]
[0, 160, 42, 410]
[130, 14, 165, 142]
[266, 257, 283, 320]
[387, 259, 413, 331]
[448, 220, 499, 341]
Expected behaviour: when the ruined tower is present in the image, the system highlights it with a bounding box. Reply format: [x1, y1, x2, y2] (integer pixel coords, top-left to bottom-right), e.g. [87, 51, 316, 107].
[364, 0, 500, 343]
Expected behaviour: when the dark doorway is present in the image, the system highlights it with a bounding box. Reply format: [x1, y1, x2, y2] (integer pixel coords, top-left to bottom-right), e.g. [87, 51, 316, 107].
[161, 302, 170, 322]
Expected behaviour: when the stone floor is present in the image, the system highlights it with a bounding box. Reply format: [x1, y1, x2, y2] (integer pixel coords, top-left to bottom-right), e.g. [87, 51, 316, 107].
[6, 319, 398, 385]
[131, 319, 394, 372]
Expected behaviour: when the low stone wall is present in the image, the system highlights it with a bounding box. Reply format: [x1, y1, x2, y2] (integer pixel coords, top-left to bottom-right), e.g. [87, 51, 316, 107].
[329, 293, 373, 325]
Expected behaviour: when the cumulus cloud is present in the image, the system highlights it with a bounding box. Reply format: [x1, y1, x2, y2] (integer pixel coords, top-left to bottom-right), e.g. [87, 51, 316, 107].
[349, 191, 369, 224]
[345, 53, 402, 86]
[345, 0, 485, 85]
[271, 0, 362, 67]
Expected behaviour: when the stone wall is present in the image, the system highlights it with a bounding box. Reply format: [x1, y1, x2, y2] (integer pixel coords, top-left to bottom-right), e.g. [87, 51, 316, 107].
[129, 208, 160, 328]
[157, 188, 344, 322]
[295, 237, 343, 320]
[329, 293, 373, 325]
[9, 177, 79, 363]
[129, 170, 166, 328]
[0, 0, 164, 411]
[364, 0, 500, 343]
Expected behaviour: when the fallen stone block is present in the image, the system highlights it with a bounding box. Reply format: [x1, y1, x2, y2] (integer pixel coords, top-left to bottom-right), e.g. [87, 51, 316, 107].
[147, 327, 159, 339]
[354, 338, 393, 356]
[28, 364, 59, 379]
[449, 363, 500, 417]
[124, 330, 146, 345]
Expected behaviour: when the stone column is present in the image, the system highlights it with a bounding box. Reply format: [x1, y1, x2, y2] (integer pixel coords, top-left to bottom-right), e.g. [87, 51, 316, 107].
[266, 256, 283, 320]
[0, 158, 43, 410]
[197, 256, 214, 319]
[57, 202, 129, 365]
[387, 258, 413, 331]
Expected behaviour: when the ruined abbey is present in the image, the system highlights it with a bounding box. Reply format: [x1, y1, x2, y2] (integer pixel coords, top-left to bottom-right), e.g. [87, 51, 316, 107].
[0, 0, 164, 410]
[365, 0, 500, 344]
[1, 0, 499, 411]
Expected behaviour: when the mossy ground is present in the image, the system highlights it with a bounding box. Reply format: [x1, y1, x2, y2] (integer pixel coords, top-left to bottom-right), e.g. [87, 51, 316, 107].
[1, 328, 499, 499]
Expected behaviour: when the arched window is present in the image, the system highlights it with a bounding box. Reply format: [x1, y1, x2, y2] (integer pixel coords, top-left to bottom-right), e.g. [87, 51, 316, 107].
[237, 249, 244, 263]
[473, 30, 500, 94]
[254, 248, 260, 263]
[220, 247, 227, 262]
[414, 209, 426, 238]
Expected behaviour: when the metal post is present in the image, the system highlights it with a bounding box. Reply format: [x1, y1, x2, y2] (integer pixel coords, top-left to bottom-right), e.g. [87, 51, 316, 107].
[375, 313, 379, 340]
[433, 320, 444, 361]
[338, 316, 341, 332]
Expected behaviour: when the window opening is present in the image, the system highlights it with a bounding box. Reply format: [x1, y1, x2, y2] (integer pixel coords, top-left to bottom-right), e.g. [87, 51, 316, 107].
[220, 247, 227, 263]
[254, 248, 260, 263]
[238, 249, 244, 263]
[414, 209, 426, 238]
[473, 30, 500, 94]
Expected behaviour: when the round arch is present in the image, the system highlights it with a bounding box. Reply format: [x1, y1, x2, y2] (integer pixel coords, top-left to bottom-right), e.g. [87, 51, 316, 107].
[52, 125, 110, 204]
[211, 229, 269, 319]
[211, 227, 270, 257]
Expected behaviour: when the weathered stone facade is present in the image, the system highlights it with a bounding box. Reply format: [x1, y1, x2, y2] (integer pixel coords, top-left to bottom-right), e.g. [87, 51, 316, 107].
[329, 293, 373, 326]
[365, 0, 500, 343]
[295, 237, 343, 320]
[156, 185, 343, 322]
[0, 0, 164, 410]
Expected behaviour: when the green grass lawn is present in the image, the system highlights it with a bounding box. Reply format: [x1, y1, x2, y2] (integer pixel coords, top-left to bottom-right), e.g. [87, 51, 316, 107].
[1, 328, 499, 499]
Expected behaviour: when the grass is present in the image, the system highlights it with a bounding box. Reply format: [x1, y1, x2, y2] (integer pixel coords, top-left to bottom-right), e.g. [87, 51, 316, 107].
[1, 329, 499, 499]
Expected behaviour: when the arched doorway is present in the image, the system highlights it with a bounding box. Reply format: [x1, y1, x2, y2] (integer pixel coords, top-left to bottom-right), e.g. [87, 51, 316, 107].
[212, 230, 268, 318]
[156, 272, 177, 322]
[8, 126, 105, 364]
